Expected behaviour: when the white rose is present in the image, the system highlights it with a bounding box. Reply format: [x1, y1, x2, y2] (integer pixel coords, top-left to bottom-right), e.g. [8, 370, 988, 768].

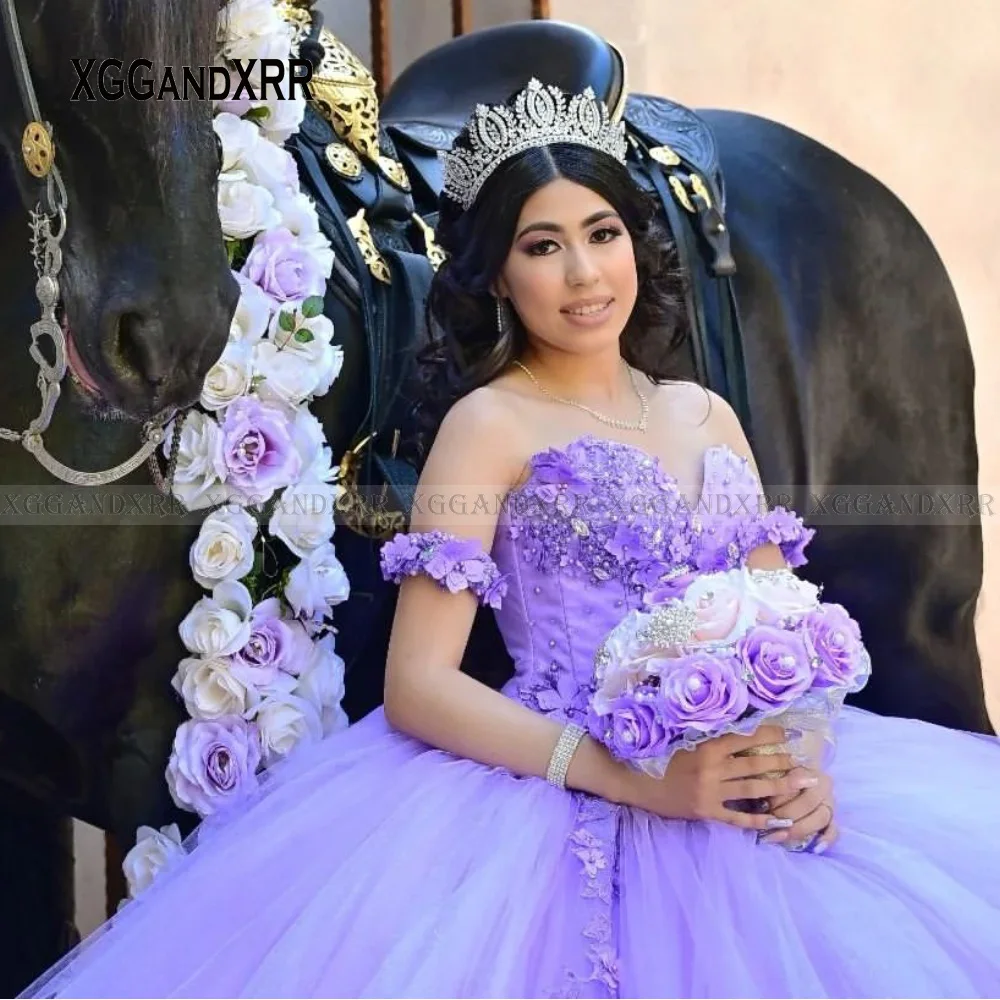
[218, 173, 280, 239]
[169, 411, 226, 511]
[200, 339, 254, 412]
[240, 137, 299, 198]
[683, 570, 757, 644]
[268, 482, 340, 558]
[178, 581, 253, 657]
[252, 341, 322, 406]
[219, 0, 291, 62]
[273, 189, 320, 240]
[253, 691, 322, 764]
[288, 407, 336, 483]
[744, 567, 820, 625]
[123, 824, 185, 898]
[188, 505, 258, 589]
[297, 229, 334, 280]
[294, 634, 349, 736]
[230, 272, 273, 345]
[213, 111, 259, 174]
[223, 26, 291, 72]
[285, 542, 350, 619]
[254, 93, 306, 145]
[267, 309, 334, 355]
[171, 655, 259, 720]
[312, 342, 343, 396]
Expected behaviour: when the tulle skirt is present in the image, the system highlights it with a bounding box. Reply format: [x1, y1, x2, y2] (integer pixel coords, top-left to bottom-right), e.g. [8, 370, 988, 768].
[19, 704, 1000, 999]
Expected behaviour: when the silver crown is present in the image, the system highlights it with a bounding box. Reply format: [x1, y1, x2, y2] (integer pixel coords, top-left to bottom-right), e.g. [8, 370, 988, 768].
[441, 78, 628, 211]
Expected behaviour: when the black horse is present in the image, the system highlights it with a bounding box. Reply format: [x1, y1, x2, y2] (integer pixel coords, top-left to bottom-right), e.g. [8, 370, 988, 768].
[0, 0, 236, 990]
[0, 8, 992, 995]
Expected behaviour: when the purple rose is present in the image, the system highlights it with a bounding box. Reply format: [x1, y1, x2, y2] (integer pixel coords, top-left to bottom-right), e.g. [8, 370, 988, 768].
[241, 226, 325, 303]
[737, 624, 814, 710]
[165, 716, 261, 817]
[800, 602, 869, 689]
[603, 692, 673, 760]
[217, 397, 301, 502]
[658, 651, 750, 733]
[230, 598, 313, 687]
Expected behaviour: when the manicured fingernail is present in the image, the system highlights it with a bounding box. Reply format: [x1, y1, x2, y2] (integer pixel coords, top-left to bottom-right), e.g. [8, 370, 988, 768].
[766, 817, 794, 829]
[794, 776, 819, 788]
[759, 830, 788, 844]
[813, 840, 829, 855]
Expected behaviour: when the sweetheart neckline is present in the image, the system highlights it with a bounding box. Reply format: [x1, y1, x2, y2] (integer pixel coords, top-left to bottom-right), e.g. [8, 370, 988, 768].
[508, 433, 742, 508]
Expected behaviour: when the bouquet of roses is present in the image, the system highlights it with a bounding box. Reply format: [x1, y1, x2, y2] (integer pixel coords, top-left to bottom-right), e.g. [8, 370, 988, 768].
[587, 566, 871, 779]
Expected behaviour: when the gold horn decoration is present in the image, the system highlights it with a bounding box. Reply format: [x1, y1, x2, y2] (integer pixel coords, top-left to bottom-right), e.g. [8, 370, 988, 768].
[410, 213, 447, 271]
[307, 29, 381, 162]
[347, 207, 391, 284]
[22, 122, 54, 178]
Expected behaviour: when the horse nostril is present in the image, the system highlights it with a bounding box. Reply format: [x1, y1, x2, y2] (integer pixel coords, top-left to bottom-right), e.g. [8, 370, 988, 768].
[114, 311, 167, 388]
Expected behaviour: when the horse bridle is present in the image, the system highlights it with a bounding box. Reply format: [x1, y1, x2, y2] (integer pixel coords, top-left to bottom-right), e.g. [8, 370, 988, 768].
[0, 0, 178, 489]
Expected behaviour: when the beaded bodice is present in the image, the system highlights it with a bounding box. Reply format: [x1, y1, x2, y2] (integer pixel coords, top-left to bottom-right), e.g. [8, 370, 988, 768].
[380, 435, 813, 726]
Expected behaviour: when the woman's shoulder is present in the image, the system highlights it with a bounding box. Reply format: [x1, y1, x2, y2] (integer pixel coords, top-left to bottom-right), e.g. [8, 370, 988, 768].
[647, 379, 740, 431]
[421, 382, 533, 489]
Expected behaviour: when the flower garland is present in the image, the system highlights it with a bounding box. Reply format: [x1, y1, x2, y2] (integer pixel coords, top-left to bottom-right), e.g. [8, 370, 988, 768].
[123, 0, 352, 898]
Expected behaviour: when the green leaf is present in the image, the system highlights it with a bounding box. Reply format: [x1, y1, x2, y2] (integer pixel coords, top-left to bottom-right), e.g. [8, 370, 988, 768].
[293, 328, 315, 343]
[245, 106, 270, 123]
[250, 374, 266, 388]
[278, 310, 296, 332]
[301, 295, 324, 318]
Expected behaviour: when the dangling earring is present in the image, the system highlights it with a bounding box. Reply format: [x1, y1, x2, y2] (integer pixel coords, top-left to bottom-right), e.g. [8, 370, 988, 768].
[495, 296, 506, 336]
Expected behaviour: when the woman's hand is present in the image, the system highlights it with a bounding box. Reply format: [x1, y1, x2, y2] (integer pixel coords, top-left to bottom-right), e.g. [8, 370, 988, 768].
[758, 767, 838, 854]
[620, 725, 819, 834]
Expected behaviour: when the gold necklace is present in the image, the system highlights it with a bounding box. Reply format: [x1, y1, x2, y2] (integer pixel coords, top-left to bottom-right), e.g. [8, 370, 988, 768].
[512, 359, 649, 433]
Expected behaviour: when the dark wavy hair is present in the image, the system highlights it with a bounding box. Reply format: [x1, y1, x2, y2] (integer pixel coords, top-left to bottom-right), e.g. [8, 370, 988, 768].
[403, 114, 693, 464]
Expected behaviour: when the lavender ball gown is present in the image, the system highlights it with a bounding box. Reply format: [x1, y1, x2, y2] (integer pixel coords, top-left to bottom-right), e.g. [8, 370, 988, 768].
[22, 437, 1000, 998]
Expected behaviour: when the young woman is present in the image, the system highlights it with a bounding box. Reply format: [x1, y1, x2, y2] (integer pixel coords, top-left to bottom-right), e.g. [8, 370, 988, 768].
[22, 80, 1000, 999]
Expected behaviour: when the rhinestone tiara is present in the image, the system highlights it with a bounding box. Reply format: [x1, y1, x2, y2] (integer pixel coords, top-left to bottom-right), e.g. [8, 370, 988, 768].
[441, 77, 628, 211]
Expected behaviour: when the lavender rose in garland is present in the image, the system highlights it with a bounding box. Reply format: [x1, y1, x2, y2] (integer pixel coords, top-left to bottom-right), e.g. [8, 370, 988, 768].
[799, 602, 870, 690]
[165, 715, 261, 818]
[216, 397, 302, 504]
[737, 624, 814, 710]
[241, 225, 325, 303]
[655, 651, 750, 734]
[230, 597, 313, 690]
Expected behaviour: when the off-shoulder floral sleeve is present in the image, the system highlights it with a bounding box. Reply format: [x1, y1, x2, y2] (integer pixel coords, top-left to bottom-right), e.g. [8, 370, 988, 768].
[696, 445, 815, 570]
[379, 530, 508, 609]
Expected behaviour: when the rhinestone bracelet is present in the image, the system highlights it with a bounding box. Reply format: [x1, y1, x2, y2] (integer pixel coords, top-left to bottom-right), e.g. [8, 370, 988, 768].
[546, 723, 587, 789]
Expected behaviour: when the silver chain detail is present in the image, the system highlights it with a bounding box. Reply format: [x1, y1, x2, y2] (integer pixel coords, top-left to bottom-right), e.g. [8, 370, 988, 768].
[512, 358, 649, 433]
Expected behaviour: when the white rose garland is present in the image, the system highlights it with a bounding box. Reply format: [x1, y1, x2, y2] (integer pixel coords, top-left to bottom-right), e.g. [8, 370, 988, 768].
[125, 0, 353, 899]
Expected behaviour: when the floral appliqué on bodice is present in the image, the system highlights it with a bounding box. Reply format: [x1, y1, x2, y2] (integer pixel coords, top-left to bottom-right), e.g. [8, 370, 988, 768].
[380, 435, 814, 998]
